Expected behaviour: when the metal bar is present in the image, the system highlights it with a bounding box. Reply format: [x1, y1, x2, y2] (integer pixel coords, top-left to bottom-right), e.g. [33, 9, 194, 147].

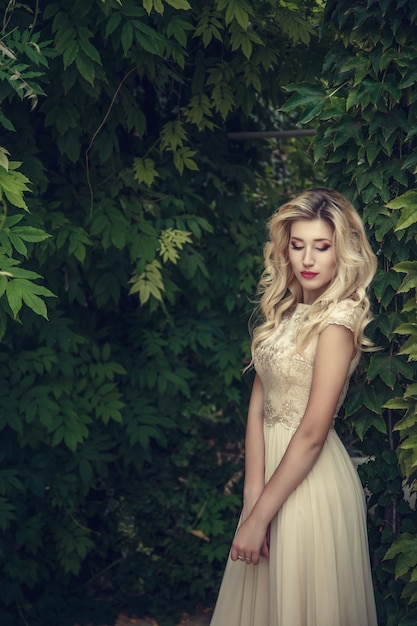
[227, 130, 316, 140]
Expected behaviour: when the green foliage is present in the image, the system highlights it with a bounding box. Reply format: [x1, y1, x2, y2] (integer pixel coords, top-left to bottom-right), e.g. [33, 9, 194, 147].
[0, 6, 55, 333]
[0, 0, 327, 624]
[282, 1, 417, 623]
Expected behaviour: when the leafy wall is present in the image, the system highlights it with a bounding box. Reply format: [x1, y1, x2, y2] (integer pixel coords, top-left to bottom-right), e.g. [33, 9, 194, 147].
[0, 1, 325, 625]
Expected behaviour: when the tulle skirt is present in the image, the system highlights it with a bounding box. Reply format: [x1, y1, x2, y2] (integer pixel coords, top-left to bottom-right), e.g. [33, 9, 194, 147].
[210, 423, 378, 626]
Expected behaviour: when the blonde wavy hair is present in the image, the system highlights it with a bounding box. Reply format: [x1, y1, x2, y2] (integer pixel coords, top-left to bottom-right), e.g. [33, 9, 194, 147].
[249, 188, 377, 359]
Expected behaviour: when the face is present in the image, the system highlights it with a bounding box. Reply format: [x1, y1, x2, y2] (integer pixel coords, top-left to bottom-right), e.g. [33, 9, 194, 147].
[288, 218, 337, 305]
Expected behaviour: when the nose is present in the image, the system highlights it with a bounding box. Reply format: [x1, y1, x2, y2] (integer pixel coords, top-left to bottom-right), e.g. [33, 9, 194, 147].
[302, 247, 315, 267]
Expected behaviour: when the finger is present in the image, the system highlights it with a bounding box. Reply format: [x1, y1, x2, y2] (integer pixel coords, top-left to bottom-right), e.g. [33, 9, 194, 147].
[231, 546, 246, 562]
[262, 525, 271, 559]
[244, 554, 252, 564]
[251, 551, 260, 565]
[266, 524, 271, 547]
[260, 537, 269, 560]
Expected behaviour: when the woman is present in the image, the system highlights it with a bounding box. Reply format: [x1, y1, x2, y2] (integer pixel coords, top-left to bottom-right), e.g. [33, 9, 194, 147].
[210, 188, 378, 626]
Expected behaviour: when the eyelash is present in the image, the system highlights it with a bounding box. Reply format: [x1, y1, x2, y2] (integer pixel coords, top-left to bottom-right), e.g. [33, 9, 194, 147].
[290, 244, 331, 252]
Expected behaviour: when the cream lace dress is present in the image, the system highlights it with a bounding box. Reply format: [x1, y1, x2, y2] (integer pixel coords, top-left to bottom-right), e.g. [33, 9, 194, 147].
[210, 301, 378, 626]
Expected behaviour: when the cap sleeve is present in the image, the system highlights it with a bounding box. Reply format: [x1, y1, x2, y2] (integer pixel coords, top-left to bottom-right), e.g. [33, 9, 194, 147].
[325, 300, 359, 332]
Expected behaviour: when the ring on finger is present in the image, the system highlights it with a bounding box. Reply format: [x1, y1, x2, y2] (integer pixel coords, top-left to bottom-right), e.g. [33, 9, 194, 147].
[237, 554, 244, 560]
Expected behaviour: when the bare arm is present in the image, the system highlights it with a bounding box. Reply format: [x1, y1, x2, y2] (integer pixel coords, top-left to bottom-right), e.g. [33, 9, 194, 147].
[231, 323, 355, 564]
[242, 374, 265, 518]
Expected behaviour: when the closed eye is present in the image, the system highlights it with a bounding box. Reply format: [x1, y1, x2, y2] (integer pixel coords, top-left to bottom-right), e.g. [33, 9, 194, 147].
[290, 243, 332, 252]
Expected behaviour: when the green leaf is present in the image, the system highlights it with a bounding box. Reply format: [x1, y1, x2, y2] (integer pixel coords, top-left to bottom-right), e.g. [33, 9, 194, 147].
[142, 0, 153, 14]
[5, 278, 54, 319]
[9, 233, 28, 256]
[395, 207, 417, 232]
[0, 166, 31, 210]
[165, 0, 192, 9]
[398, 336, 417, 361]
[134, 21, 164, 55]
[372, 268, 402, 307]
[6, 279, 23, 317]
[133, 157, 159, 187]
[386, 189, 417, 210]
[352, 408, 386, 439]
[403, 383, 417, 399]
[365, 140, 381, 166]
[0, 146, 10, 171]
[392, 408, 417, 433]
[385, 533, 417, 578]
[395, 322, 417, 335]
[394, 262, 417, 275]
[401, 151, 417, 171]
[383, 397, 411, 410]
[211, 80, 235, 119]
[0, 275, 7, 297]
[367, 354, 411, 388]
[12, 226, 51, 243]
[183, 94, 214, 130]
[281, 87, 325, 112]
[62, 40, 80, 69]
[160, 120, 187, 151]
[298, 101, 327, 125]
[382, 73, 401, 102]
[0, 111, 15, 132]
[21, 288, 49, 319]
[129, 259, 164, 304]
[173, 147, 198, 174]
[227, 2, 249, 30]
[105, 12, 122, 37]
[121, 22, 134, 55]
[152, 0, 164, 14]
[75, 51, 95, 85]
[167, 17, 193, 47]
[159, 228, 192, 264]
[78, 38, 102, 65]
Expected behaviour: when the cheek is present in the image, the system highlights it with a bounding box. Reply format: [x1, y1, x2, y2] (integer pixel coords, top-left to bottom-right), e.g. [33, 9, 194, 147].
[288, 251, 297, 270]
[327, 255, 337, 275]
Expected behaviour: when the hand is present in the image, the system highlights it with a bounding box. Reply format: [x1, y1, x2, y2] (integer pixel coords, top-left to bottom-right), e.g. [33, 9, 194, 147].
[230, 514, 268, 566]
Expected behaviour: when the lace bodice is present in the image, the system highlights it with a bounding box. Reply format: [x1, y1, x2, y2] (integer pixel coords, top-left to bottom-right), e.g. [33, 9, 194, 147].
[253, 301, 361, 431]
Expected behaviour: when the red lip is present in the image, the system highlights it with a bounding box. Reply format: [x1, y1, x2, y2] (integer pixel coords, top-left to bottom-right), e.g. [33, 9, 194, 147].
[301, 271, 318, 278]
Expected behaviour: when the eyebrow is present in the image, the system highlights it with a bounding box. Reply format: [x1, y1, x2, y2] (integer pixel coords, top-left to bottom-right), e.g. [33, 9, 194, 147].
[290, 236, 332, 243]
